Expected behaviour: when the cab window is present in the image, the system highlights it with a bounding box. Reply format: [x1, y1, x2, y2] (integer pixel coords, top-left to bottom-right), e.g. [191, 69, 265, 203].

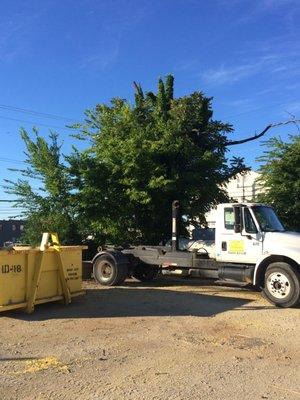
[224, 208, 234, 230]
[244, 208, 258, 234]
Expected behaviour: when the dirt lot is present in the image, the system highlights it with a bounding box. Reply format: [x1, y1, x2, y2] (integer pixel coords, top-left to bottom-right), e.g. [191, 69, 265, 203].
[0, 278, 299, 400]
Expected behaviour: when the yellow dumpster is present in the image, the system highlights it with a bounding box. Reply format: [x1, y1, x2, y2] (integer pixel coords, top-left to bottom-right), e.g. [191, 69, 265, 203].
[0, 233, 86, 313]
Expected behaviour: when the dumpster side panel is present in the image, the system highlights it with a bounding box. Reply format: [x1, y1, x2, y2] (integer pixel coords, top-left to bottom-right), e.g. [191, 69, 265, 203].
[0, 251, 28, 306]
[62, 249, 83, 293]
[36, 251, 62, 300]
[34, 249, 83, 300]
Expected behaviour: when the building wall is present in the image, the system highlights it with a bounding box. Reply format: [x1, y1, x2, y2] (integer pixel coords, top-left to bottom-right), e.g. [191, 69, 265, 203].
[226, 170, 263, 203]
[0, 220, 25, 246]
[205, 171, 264, 227]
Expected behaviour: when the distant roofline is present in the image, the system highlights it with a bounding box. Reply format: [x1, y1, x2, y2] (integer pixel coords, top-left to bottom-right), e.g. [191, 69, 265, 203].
[0, 219, 26, 222]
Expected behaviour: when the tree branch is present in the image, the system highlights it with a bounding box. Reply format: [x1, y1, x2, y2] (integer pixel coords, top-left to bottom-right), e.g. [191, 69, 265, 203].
[227, 119, 300, 146]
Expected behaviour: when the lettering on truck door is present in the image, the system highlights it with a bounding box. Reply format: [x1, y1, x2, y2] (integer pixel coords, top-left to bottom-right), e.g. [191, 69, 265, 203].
[219, 207, 262, 263]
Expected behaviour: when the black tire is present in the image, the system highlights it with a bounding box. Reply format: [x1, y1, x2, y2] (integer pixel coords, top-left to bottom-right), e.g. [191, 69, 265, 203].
[133, 264, 159, 282]
[93, 254, 128, 286]
[262, 262, 300, 308]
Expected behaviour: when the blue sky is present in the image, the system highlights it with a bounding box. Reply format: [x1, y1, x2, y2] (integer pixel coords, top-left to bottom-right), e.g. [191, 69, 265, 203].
[0, 0, 300, 218]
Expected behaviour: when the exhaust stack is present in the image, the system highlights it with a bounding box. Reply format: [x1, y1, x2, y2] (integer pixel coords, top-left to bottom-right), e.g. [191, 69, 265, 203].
[171, 200, 180, 252]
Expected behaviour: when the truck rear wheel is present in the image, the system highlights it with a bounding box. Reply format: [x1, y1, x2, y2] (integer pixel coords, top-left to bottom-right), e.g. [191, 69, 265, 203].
[93, 254, 128, 286]
[133, 264, 159, 282]
[263, 262, 300, 308]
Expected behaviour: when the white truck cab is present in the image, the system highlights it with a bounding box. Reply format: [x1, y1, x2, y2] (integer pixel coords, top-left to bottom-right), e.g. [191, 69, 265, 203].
[215, 203, 300, 263]
[190, 203, 300, 307]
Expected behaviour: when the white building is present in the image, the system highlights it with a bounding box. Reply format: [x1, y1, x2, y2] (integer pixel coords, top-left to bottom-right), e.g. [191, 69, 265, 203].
[205, 170, 264, 227]
[226, 170, 262, 203]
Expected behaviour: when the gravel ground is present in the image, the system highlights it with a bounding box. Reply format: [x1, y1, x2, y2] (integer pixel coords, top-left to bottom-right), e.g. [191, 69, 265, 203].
[0, 278, 299, 400]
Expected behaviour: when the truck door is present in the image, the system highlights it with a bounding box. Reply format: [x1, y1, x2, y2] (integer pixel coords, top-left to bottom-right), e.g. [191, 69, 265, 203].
[218, 206, 262, 264]
[242, 207, 263, 262]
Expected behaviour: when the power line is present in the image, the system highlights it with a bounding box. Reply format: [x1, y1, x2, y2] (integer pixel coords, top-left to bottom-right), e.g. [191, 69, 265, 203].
[0, 208, 20, 210]
[0, 207, 23, 209]
[0, 115, 71, 131]
[0, 99, 296, 126]
[0, 211, 23, 213]
[220, 101, 297, 120]
[0, 203, 23, 206]
[0, 157, 26, 165]
[0, 211, 24, 213]
[0, 104, 77, 122]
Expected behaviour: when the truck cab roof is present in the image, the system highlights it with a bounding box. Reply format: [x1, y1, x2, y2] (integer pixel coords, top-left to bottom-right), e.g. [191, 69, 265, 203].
[218, 203, 268, 208]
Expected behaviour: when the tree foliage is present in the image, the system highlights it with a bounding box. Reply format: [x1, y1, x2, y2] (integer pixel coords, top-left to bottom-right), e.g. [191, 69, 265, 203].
[68, 75, 246, 244]
[257, 135, 300, 231]
[5, 129, 80, 245]
[7, 76, 247, 245]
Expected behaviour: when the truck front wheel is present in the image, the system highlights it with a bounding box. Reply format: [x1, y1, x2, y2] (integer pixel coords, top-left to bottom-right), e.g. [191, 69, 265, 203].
[93, 254, 128, 286]
[263, 262, 300, 308]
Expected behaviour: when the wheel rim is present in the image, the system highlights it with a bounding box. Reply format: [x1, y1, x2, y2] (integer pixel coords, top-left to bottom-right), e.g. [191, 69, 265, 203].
[266, 272, 291, 299]
[99, 262, 113, 282]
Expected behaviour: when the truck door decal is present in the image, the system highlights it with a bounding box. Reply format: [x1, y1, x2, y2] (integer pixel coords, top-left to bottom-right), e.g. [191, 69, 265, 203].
[228, 240, 246, 254]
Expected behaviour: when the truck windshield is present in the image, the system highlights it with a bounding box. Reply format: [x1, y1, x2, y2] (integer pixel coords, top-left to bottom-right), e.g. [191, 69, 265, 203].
[252, 206, 285, 232]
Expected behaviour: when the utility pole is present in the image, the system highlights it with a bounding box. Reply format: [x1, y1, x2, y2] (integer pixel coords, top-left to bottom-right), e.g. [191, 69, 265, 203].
[242, 175, 245, 202]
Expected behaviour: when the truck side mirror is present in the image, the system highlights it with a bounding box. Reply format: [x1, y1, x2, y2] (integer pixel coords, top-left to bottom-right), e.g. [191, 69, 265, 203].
[234, 206, 242, 233]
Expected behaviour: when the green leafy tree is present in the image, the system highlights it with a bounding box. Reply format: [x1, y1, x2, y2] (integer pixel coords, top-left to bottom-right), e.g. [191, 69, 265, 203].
[12, 76, 282, 245]
[257, 135, 300, 231]
[68, 75, 246, 244]
[5, 129, 80, 245]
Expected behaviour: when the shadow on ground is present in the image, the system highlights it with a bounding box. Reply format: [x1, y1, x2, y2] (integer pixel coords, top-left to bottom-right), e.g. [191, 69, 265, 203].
[124, 276, 255, 289]
[3, 282, 262, 321]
